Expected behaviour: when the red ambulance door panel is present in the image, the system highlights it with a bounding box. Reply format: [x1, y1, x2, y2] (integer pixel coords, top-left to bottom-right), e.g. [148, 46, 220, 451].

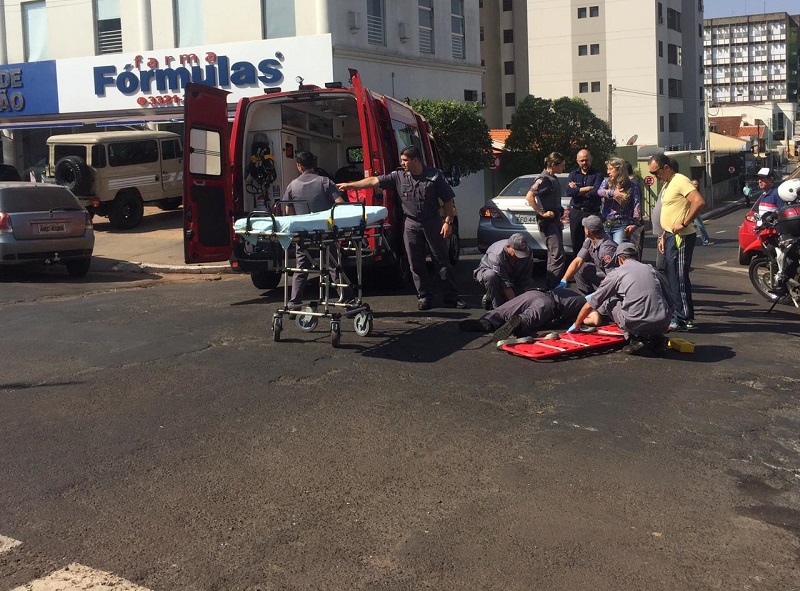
[183, 83, 233, 264]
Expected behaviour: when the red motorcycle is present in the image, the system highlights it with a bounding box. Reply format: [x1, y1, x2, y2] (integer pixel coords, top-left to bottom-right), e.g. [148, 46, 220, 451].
[747, 179, 800, 309]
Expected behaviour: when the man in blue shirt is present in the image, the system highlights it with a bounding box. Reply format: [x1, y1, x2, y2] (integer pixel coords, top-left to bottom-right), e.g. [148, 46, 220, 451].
[756, 168, 784, 217]
[565, 149, 604, 256]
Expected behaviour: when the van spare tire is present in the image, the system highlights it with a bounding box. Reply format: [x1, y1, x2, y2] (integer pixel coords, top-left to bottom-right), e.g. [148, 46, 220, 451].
[54, 156, 91, 194]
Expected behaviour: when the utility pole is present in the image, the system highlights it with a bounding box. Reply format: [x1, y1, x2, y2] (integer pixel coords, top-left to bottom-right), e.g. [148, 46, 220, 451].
[704, 93, 712, 183]
[607, 85, 613, 135]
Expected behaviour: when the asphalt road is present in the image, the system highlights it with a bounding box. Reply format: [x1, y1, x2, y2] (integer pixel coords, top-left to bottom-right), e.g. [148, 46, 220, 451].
[1, 209, 799, 590]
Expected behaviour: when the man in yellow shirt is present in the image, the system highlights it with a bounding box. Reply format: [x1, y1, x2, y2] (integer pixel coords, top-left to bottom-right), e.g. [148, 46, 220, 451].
[648, 154, 706, 331]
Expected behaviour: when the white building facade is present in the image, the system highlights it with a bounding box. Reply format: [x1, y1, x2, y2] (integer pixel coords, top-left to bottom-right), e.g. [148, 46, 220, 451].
[0, 0, 486, 234]
[480, 0, 704, 150]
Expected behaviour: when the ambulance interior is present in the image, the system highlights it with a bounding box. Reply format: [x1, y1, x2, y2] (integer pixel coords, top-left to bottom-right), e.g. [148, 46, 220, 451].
[238, 93, 370, 214]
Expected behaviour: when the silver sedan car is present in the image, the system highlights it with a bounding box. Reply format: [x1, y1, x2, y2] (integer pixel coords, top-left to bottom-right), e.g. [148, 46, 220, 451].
[477, 173, 572, 258]
[0, 182, 94, 276]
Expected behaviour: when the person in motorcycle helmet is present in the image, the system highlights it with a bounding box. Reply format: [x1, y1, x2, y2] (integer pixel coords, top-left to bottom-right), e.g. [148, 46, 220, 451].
[769, 178, 800, 298]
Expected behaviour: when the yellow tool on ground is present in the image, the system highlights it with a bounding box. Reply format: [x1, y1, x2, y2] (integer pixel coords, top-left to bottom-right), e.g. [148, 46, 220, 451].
[667, 337, 695, 353]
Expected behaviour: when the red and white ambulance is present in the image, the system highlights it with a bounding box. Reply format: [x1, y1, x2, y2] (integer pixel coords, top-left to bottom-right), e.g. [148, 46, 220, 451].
[182, 69, 459, 289]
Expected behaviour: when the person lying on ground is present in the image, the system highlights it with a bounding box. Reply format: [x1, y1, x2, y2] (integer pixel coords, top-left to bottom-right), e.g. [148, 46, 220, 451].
[459, 287, 598, 342]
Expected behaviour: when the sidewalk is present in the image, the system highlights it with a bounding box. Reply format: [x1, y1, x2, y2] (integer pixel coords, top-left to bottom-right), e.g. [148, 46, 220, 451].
[92, 196, 751, 274]
[91, 209, 232, 275]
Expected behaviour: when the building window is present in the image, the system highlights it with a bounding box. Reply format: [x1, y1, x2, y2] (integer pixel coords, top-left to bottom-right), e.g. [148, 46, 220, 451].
[658, 40, 663, 57]
[698, 23, 702, 38]
[96, 0, 122, 55]
[657, 2, 663, 24]
[464, 89, 478, 101]
[578, 45, 588, 56]
[669, 113, 680, 132]
[174, 0, 203, 46]
[668, 78, 683, 98]
[590, 43, 600, 55]
[504, 61, 514, 75]
[591, 81, 600, 92]
[578, 7, 587, 18]
[667, 8, 682, 32]
[667, 43, 682, 65]
[659, 79, 664, 95]
[505, 93, 516, 106]
[503, 0, 512, 10]
[451, 0, 465, 59]
[589, 6, 599, 17]
[23, 1, 48, 61]
[503, 29, 514, 43]
[479, 26, 484, 42]
[262, 0, 295, 39]
[420, 0, 434, 53]
[367, 0, 386, 45]
[659, 115, 665, 132]
[579, 82, 589, 93]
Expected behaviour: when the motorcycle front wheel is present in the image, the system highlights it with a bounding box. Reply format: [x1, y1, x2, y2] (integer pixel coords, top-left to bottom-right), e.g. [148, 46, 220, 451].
[748, 257, 791, 305]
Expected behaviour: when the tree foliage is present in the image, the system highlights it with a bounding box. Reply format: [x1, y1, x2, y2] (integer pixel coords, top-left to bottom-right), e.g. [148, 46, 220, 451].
[409, 99, 493, 176]
[504, 95, 615, 177]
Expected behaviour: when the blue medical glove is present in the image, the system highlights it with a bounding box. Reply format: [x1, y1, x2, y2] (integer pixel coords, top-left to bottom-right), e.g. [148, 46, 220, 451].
[566, 324, 579, 333]
[556, 279, 568, 289]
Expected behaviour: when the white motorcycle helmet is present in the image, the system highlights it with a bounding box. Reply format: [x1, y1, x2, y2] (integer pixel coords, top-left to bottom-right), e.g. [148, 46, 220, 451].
[778, 179, 800, 203]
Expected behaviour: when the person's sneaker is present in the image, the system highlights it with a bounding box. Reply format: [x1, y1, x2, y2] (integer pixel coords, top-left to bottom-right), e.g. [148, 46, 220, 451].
[647, 337, 666, 357]
[445, 298, 468, 309]
[493, 314, 522, 341]
[668, 320, 688, 332]
[685, 320, 695, 330]
[418, 299, 432, 311]
[459, 318, 493, 332]
[481, 294, 492, 310]
[621, 340, 645, 356]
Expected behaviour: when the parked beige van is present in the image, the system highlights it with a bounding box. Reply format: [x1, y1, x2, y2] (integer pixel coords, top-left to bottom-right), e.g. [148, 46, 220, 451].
[44, 130, 183, 229]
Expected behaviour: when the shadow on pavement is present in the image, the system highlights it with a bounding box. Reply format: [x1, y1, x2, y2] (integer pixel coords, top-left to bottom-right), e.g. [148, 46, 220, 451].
[92, 209, 183, 234]
[0, 262, 163, 284]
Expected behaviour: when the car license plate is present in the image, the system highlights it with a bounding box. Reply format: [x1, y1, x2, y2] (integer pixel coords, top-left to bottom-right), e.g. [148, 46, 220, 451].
[37, 223, 67, 233]
[515, 214, 538, 225]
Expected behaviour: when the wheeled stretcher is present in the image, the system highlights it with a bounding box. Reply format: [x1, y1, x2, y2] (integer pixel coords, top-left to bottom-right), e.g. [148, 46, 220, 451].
[233, 202, 388, 347]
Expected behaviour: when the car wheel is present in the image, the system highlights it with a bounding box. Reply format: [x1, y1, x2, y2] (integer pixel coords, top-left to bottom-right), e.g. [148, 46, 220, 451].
[54, 156, 91, 194]
[109, 192, 144, 230]
[65, 257, 91, 277]
[738, 246, 752, 266]
[448, 223, 460, 266]
[251, 271, 281, 290]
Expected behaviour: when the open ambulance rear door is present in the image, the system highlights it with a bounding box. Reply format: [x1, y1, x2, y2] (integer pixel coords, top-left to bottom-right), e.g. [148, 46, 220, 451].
[183, 83, 234, 264]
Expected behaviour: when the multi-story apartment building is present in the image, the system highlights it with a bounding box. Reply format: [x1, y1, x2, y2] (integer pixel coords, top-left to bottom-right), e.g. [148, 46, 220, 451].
[0, 0, 486, 233]
[481, 0, 704, 150]
[703, 12, 799, 156]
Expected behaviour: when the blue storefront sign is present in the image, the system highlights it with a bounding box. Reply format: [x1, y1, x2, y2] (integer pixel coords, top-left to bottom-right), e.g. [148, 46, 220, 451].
[0, 61, 59, 117]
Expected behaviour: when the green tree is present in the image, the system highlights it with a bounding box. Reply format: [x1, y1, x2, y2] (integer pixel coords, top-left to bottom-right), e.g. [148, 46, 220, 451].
[408, 98, 493, 176]
[504, 95, 614, 177]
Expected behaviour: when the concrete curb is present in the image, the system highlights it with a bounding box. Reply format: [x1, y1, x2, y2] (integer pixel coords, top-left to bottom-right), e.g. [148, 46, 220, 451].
[98, 261, 234, 275]
[701, 198, 746, 221]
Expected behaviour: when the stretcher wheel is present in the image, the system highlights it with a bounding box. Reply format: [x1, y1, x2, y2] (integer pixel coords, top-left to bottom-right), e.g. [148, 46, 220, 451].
[295, 307, 318, 332]
[330, 320, 341, 348]
[272, 315, 282, 342]
[353, 311, 373, 337]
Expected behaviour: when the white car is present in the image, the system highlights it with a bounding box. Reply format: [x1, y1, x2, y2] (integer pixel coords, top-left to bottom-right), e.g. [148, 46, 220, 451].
[477, 173, 572, 257]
